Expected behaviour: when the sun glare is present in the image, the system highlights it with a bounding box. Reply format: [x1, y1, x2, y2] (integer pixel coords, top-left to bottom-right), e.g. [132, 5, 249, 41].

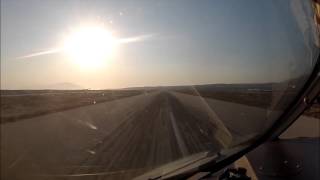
[63, 26, 116, 69]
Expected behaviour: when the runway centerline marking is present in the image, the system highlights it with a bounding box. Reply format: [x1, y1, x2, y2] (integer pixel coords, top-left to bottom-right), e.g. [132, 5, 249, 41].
[169, 109, 188, 156]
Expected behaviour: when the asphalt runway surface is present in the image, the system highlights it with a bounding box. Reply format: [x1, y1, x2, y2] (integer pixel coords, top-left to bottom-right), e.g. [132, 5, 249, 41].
[1, 91, 271, 180]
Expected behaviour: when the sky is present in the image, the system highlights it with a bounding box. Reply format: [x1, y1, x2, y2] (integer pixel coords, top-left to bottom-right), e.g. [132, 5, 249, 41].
[1, 0, 318, 89]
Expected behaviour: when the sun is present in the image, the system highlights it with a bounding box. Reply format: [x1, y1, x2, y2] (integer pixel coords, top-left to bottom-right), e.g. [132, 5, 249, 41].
[63, 26, 117, 69]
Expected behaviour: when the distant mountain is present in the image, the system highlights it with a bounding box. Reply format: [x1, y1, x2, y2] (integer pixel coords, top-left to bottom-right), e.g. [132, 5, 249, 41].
[163, 83, 274, 92]
[45, 82, 84, 90]
[122, 86, 161, 90]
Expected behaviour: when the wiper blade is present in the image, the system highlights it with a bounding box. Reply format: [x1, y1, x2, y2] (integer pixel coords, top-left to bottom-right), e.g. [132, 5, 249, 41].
[133, 151, 218, 180]
[134, 146, 247, 180]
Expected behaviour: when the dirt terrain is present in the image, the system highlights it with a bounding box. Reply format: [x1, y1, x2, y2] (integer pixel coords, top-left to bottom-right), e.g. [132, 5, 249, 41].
[1, 90, 144, 123]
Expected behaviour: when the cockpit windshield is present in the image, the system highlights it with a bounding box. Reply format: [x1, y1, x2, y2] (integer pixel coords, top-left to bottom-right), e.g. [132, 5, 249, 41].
[1, 0, 319, 179]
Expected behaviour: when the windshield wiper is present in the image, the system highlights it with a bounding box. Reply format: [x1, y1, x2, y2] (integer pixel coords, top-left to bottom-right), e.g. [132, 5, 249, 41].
[134, 146, 246, 180]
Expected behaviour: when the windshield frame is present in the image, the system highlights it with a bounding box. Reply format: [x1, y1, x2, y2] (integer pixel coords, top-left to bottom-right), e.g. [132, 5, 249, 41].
[204, 56, 319, 178]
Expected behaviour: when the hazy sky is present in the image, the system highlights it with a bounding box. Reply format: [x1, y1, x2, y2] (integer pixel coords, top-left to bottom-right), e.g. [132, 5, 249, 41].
[1, 0, 318, 89]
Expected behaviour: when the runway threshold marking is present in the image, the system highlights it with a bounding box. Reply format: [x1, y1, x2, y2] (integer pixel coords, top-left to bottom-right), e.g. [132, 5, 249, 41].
[169, 110, 188, 156]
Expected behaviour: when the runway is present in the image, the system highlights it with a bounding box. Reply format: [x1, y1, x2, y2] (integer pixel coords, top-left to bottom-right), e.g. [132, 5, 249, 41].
[1, 90, 270, 180]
